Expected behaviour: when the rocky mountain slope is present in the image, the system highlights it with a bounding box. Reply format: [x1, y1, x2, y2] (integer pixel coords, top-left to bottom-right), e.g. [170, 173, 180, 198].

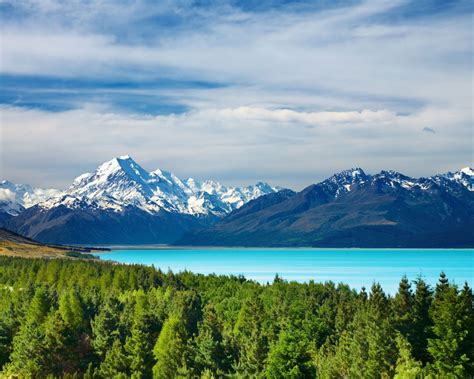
[0, 156, 279, 244]
[180, 167, 474, 247]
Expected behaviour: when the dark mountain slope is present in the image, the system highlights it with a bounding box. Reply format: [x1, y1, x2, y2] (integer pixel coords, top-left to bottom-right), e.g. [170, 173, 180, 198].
[0, 228, 40, 244]
[1, 156, 279, 245]
[7, 205, 211, 245]
[179, 169, 474, 247]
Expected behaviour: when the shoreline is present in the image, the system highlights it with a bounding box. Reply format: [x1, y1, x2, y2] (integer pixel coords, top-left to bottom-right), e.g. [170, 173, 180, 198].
[96, 245, 474, 252]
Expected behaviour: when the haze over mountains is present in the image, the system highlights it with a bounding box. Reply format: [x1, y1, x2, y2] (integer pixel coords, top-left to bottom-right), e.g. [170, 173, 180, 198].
[1, 157, 473, 247]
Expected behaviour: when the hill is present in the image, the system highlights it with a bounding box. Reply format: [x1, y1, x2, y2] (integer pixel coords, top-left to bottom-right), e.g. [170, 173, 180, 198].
[0, 228, 106, 258]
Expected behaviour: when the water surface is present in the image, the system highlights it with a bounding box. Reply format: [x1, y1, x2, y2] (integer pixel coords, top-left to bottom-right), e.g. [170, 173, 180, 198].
[98, 248, 473, 294]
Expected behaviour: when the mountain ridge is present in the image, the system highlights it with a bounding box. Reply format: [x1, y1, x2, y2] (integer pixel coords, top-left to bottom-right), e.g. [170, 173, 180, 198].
[179, 166, 474, 248]
[1, 161, 473, 246]
[1, 156, 280, 217]
[0, 156, 280, 244]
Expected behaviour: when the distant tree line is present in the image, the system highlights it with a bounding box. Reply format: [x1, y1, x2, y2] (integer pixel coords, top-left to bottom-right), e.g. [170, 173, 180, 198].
[0, 256, 472, 378]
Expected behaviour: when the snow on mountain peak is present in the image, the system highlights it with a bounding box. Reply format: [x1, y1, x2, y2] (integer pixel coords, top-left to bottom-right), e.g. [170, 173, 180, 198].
[324, 168, 367, 196]
[94, 155, 150, 182]
[3, 162, 473, 217]
[31, 157, 281, 216]
[431, 167, 474, 192]
[460, 167, 474, 177]
[0, 181, 62, 215]
[452, 167, 474, 191]
[332, 168, 366, 180]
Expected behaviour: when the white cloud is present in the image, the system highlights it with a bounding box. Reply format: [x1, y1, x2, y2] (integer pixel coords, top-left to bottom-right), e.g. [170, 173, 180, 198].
[1, 0, 471, 108]
[0, 189, 16, 202]
[1, 104, 471, 190]
[0, 0, 472, 188]
[206, 107, 397, 125]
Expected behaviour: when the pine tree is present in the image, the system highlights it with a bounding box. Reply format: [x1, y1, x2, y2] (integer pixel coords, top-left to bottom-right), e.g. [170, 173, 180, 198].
[59, 289, 85, 331]
[394, 334, 423, 379]
[264, 329, 315, 378]
[367, 283, 397, 377]
[172, 290, 202, 337]
[393, 276, 413, 339]
[0, 315, 13, 369]
[394, 333, 423, 379]
[368, 282, 389, 318]
[233, 296, 268, 376]
[43, 310, 69, 375]
[58, 288, 93, 372]
[27, 287, 51, 324]
[99, 338, 130, 378]
[153, 316, 187, 379]
[3, 288, 51, 376]
[411, 277, 432, 363]
[427, 273, 470, 376]
[125, 290, 154, 378]
[458, 282, 474, 376]
[323, 285, 397, 378]
[91, 297, 120, 359]
[193, 303, 230, 376]
[3, 323, 45, 376]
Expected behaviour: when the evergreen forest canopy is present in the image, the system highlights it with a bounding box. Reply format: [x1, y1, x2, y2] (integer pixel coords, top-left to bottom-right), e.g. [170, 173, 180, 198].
[0, 256, 472, 378]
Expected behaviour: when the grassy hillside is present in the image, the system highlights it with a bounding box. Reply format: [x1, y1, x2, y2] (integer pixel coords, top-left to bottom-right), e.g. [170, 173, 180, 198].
[0, 228, 105, 258]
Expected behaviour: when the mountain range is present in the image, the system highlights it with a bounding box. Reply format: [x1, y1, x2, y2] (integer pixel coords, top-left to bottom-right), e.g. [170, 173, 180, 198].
[1, 158, 473, 247]
[0, 156, 279, 244]
[180, 167, 474, 247]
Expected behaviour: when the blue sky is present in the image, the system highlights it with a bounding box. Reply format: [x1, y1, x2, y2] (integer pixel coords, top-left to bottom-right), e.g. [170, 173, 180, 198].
[0, 0, 472, 189]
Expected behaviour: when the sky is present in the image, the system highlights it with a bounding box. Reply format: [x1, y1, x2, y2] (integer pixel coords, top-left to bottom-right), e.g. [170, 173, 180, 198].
[0, 0, 472, 190]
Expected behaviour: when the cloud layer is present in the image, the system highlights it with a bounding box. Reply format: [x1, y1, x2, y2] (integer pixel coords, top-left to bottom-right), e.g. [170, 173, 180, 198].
[0, 0, 472, 189]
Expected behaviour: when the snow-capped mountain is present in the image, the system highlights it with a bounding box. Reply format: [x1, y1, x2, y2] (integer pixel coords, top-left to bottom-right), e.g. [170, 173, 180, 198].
[316, 166, 474, 197]
[318, 168, 368, 198]
[181, 166, 474, 247]
[1, 163, 472, 246]
[9, 155, 280, 217]
[434, 167, 474, 191]
[0, 180, 61, 216]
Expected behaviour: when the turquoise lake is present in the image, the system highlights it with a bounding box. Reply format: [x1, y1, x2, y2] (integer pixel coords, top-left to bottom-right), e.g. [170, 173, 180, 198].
[98, 248, 474, 294]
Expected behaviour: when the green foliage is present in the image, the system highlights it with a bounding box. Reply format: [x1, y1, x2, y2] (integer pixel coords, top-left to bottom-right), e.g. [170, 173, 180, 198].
[411, 277, 433, 363]
[426, 273, 472, 377]
[65, 251, 98, 259]
[91, 297, 121, 359]
[393, 276, 413, 338]
[0, 256, 471, 378]
[394, 334, 423, 378]
[125, 290, 155, 378]
[153, 316, 187, 378]
[233, 295, 268, 376]
[2, 287, 51, 376]
[99, 338, 130, 378]
[59, 288, 85, 330]
[193, 303, 231, 376]
[265, 329, 315, 378]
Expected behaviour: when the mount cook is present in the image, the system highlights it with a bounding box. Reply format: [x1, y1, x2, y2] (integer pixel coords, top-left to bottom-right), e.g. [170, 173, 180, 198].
[1, 157, 473, 247]
[0, 156, 279, 244]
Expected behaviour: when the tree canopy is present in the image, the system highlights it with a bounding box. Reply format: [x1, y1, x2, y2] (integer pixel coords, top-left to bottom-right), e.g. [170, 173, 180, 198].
[0, 256, 471, 378]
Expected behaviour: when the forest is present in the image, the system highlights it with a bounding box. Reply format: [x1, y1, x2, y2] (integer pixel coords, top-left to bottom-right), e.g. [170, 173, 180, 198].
[0, 256, 472, 378]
